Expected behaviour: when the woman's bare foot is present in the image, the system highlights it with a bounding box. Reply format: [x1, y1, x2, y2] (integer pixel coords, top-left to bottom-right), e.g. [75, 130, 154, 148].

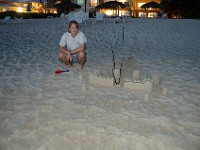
[80, 65, 84, 70]
[67, 64, 72, 70]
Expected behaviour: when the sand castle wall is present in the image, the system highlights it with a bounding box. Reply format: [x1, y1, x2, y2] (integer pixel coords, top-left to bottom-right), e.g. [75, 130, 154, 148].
[123, 80, 153, 93]
[89, 73, 114, 87]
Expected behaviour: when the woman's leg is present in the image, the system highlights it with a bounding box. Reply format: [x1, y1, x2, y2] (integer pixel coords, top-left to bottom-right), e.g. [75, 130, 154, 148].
[58, 52, 72, 68]
[77, 51, 86, 70]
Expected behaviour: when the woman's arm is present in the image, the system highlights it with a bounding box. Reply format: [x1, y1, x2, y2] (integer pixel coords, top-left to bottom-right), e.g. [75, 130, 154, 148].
[70, 43, 85, 55]
[59, 45, 71, 55]
[59, 45, 73, 61]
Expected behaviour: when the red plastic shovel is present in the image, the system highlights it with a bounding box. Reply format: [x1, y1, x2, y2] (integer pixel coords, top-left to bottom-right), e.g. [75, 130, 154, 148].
[55, 69, 69, 74]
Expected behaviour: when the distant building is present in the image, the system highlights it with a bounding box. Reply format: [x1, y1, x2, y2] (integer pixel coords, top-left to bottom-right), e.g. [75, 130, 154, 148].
[0, 0, 57, 13]
[131, 0, 161, 18]
[0, 0, 161, 18]
[73, 0, 161, 17]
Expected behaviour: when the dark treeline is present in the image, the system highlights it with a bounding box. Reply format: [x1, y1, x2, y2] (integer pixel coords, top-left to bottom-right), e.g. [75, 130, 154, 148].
[161, 0, 200, 19]
[0, 11, 57, 19]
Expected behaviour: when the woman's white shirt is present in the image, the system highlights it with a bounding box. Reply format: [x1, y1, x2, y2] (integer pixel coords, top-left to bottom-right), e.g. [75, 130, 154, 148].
[59, 31, 87, 51]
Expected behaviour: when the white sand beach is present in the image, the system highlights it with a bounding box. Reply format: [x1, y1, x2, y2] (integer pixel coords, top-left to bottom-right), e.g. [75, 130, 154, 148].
[0, 18, 200, 150]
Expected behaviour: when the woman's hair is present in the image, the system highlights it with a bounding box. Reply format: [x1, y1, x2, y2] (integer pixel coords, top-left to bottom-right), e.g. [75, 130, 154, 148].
[68, 20, 79, 32]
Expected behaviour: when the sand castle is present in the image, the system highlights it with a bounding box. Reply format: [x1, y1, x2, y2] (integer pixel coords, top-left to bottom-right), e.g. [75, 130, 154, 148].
[84, 30, 166, 99]
[88, 69, 160, 94]
[84, 48, 163, 99]
[86, 69, 164, 101]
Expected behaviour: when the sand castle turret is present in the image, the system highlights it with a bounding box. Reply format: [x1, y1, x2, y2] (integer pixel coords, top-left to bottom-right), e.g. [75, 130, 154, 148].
[114, 68, 121, 83]
[162, 87, 168, 95]
[132, 70, 140, 81]
[152, 73, 160, 86]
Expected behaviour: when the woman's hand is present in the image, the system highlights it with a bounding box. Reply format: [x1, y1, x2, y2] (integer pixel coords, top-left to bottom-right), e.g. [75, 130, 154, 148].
[67, 51, 73, 62]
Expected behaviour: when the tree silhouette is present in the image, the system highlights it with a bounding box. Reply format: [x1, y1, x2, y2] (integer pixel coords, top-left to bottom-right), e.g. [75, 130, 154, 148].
[161, 0, 200, 18]
[26, 3, 31, 12]
[84, 0, 87, 12]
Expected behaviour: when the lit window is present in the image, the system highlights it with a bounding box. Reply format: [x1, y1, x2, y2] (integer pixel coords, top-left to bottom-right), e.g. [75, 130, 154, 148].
[77, 0, 84, 5]
[90, 0, 97, 6]
[118, 0, 128, 3]
[2, 8, 7, 12]
[138, 3, 145, 8]
[17, 7, 23, 13]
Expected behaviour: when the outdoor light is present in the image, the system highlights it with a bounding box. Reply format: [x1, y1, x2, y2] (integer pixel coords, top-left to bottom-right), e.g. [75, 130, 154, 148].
[2, 8, 7, 12]
[106, 10, 113, 16]
[138, 3, 145, 8]
[17, 7, 23, 13]
[119, 0, 127, 3]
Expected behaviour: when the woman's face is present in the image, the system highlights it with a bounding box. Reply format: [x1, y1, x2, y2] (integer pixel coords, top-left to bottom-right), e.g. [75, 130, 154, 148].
[69, 23, 78, 37]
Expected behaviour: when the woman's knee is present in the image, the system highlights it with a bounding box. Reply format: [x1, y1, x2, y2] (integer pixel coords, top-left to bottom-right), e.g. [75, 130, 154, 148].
[58, 52, 65, 59]
[78, 51, 86, 58]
